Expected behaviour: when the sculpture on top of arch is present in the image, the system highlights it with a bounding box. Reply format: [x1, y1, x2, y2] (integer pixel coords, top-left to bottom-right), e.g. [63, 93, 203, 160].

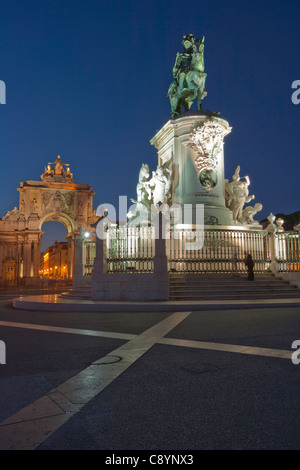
[41, 155, 74, 183]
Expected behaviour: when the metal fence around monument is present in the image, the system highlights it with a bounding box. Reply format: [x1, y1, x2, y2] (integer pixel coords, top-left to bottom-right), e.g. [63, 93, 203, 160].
[276, 230, 300, 272]
[83, 240, 96, 275]
[106, 226, 155, 273]
[82, 227, 300, 275]
[167, 228, 270, 273]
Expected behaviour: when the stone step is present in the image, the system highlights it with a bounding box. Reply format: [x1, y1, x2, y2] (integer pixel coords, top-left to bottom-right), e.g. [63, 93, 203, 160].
[169, 280, 270, 284]
[169, 278, 296, 285]
[170, 280, 293, 286]
[62, 274, 300, 301]
[60, 285, 91, 299]
[169, 293, 300, 300]
[61, 292, 91, 298]
[169, 273, 300, 300]
[169, 273, 273, 277]
[169, 282, 299, 289]
[169, 275, 284, 281]
[170, 276, 294, 281]
[64, 286, 90, 290]
[169, 287, 300, 295]
[170, 287, 299, 294]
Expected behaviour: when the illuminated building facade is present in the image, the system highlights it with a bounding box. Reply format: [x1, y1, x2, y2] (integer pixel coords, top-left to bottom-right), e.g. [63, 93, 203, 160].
[40, 241, 68, 279]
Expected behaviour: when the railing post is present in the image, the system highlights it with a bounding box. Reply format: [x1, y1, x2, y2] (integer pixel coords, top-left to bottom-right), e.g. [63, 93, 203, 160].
[295, 223, 300, 238]
[295, 224, 300, 271]
[94, 233, 107, 274]
[265, 215, 277, 273]
[73, 228, 85, 287]
[91, 230, 108, 299]
[153, 210, 168, 274]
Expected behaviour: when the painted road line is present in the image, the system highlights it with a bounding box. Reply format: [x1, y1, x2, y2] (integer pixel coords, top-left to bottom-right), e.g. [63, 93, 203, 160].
[0, 311, 191, 450]
[0, 320, 292, 359]
[0, 320, 136, 341]
[159, 337, 292, 359]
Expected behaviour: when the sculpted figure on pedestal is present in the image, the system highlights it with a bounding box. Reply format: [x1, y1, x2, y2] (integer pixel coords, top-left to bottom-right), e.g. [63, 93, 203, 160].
[31, 198, 38, 213]
[136, 164, 152, 205]
[41, 155, 74, 183]
[130, 163, 152, 214]
[20, 199, 25, 214]
[149, 166, 172, 206]
[168, 34, 207, 118]
[225, 166, 255, 223]
[129, 164, 172, 223]
[242, 202, 263, 225]
[131, 163, 172, 207]
[41, 164, 54, 180]
[54, 155, 64, 175]
[65, 166, 73, 181]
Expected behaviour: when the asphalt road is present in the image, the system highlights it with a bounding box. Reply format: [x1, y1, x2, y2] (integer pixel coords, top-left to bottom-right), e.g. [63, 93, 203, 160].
[0, 290, 299, 452]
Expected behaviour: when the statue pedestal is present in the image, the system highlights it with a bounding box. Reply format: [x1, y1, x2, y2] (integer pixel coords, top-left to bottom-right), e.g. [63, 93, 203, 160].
[150, 111, 234, 227]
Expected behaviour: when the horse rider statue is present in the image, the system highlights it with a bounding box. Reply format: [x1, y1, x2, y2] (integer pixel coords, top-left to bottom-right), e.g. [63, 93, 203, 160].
[168, 34, 207, 118]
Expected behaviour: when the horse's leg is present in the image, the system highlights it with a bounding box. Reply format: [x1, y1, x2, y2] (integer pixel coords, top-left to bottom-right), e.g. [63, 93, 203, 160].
[197, 93, 202, 110]
[188, 87, 198, 110]
[186, 75, 199, 109]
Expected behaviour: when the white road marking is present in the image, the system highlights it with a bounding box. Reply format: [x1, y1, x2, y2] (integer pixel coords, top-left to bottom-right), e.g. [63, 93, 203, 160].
[0, 320, 136, 341]
[0, 320, 292, 359]
[159, 337, 292, 359]
[0, 314, 293, 449]
[0, 311, 190, 450]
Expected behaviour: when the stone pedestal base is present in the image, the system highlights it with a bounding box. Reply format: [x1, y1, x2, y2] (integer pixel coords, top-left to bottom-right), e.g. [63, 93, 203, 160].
[150, 110, 233, 227]
[91, 272, 169, 301]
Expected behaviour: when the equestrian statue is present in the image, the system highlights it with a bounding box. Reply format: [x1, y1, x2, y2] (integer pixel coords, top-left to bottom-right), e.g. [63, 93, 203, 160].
[168, 34, 207, 118]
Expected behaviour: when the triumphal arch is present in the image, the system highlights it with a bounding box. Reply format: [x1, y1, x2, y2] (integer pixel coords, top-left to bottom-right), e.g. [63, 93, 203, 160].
[0, 155, 96, 286]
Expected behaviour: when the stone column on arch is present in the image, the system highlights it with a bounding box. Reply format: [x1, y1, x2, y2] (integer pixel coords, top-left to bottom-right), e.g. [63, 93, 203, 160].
[23, 240, 32, 282]
[66, 235, 73, 279]
[17, 238, 25, 284]
[29, 235, 41, 282]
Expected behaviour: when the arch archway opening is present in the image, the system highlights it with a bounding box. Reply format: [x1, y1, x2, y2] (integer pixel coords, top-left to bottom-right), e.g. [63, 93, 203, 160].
[40, 221, 72, 281]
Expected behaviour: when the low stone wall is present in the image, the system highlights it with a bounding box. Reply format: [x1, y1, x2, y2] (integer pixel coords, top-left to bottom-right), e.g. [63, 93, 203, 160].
[91, 272, 169, 301]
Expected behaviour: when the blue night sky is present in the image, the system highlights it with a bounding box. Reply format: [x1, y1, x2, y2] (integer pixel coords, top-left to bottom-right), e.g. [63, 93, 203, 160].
[1, 0, 300, 247]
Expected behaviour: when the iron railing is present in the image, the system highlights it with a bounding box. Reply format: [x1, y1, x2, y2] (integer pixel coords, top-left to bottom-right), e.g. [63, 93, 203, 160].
[82, 227, 299, 275]
[83, 240, 96, 275]
[106, 226, 154, 273]
[167, 228, 270, 273]
[276, 231, 300, 272]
